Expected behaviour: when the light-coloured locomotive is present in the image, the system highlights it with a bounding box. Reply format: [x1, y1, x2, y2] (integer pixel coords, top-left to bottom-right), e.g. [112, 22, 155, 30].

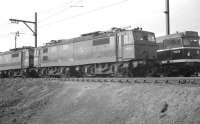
[33, 27, 158, 77]
[0, 47, 34, 77]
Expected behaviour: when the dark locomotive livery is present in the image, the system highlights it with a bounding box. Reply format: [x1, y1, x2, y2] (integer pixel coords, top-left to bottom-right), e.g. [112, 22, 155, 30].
[0, 28, 158, 78]
[157, 31, 200, 76]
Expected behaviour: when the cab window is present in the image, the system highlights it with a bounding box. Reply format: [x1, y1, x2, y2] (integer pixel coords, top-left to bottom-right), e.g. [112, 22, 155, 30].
[133, 31, 156, 42]
[43, 48, 48, 53]
[163, 38, 182, 49]
[123, 35, 132, 44]
[182, 37, 199, 47]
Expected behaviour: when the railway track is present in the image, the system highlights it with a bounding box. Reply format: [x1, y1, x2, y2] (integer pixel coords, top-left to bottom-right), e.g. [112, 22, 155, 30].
[60, 77, 200, 87]
[2, 77, 200, 87]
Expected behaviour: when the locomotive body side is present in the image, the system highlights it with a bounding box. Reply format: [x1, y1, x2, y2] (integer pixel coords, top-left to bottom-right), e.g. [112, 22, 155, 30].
[37, 29, 157, 66]
[0, 50, 22, 71]
[132, 30, 157, 60]
[37, 34, 117, 67]
[34, 28, 158, 77]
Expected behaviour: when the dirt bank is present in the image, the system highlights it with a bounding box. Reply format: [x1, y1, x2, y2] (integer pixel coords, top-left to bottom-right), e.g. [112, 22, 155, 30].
[0, 79, 64, 124]
[1, 79, 200, 124]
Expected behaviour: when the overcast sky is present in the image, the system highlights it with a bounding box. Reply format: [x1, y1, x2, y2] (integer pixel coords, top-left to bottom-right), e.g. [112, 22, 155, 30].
[0, 0, 199, 51]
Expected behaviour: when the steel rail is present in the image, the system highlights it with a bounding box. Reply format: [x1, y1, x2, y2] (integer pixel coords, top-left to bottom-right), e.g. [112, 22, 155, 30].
[2, 77, 200, 87]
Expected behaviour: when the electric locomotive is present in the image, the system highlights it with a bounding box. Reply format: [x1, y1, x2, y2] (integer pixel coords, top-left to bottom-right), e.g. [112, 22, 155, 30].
[33, 27, 158, 77]
[0, 47, 34, 77]
[157, 31, 200, 76]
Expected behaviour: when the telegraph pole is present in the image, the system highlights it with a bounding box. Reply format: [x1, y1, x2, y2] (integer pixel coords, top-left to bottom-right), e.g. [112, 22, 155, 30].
[35, 12, 37, 48]
[164, 0, 170, 35]
[10, 31, 24, 48]
[9, 12, 38, 47]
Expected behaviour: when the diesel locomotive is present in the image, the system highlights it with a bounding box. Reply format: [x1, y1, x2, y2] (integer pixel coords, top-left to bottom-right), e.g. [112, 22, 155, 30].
[0, 27, 158, 78]
[157, 31, 200, 76]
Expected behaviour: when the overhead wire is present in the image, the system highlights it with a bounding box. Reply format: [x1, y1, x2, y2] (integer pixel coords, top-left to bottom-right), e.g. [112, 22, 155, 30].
[0, 0, 77, 50]
[0, 0, 75, 41]
[40, 0, 128, 28]
[1, 0, 126, 38]
[39, 0, 75, 23]
[0, 0, 74, 29]
[0, 33, 10, 38]
[0, 0, 128, 48]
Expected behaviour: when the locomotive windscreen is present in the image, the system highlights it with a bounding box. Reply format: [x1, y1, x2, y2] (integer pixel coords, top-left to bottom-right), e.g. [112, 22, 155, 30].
[163, 38, 182, 49]
[133, 31, 156, 42]
[182, 37, 199, 47]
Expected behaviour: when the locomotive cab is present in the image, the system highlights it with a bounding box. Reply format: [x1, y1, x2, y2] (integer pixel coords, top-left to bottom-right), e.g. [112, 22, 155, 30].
[115, 28, 158, 77]
[132, 29, 157, 60]
[115, 28, 157, 61]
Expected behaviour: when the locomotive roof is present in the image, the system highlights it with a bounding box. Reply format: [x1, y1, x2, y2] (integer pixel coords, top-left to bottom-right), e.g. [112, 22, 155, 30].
[43, 29, 128, 47]
[10, 46, 34, 51]
[0, 46, 33, 55]
[0, 49, 20, 56]
[156, 31, 199, 43]
[43, 28, 153, 48]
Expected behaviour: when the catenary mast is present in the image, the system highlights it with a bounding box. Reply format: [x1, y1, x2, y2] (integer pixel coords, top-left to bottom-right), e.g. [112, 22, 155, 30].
[164, 0, 170, 35]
